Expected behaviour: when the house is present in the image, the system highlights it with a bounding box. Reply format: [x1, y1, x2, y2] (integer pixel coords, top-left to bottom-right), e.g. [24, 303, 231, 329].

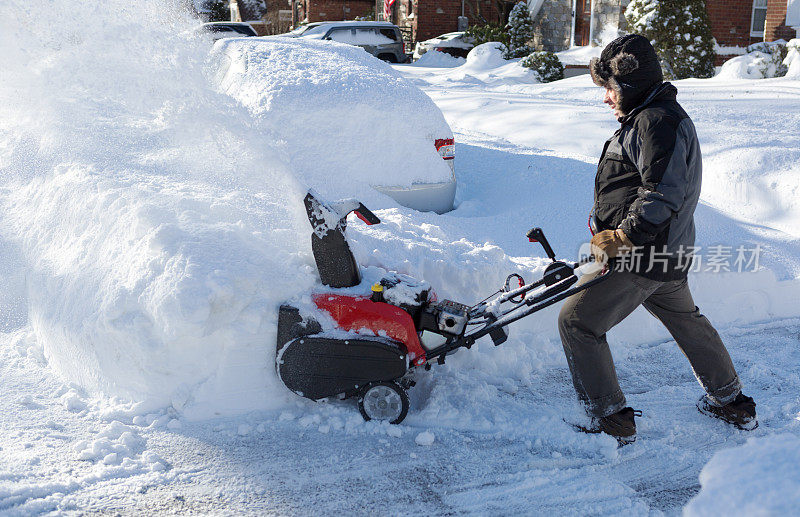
[708, 0, 799, 63]
[221, 0, 799, 59]
[528, 0, 799, 56]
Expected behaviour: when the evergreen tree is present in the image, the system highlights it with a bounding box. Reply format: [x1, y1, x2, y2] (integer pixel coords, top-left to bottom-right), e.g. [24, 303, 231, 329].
[521, 51, 564, 82]
[464, 23, 510, 48]
[504, 1, 535, 59]
[625, 0, 716, 79]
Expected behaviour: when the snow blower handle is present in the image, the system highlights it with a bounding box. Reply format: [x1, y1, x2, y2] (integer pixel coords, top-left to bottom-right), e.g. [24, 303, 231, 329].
[527, 227, 556, 262]
[353, 203, 380, 225]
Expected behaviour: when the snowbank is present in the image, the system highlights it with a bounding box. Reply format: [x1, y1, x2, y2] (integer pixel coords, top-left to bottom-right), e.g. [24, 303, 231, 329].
[442, 43, 540, 86]
[685, 434, 800, 516]
[412, 51, 466, 68]
[555, 45, 602, 66]
[463, 42, 509, 70]
[0, 0, 317, 417]
[211, 37, 454, 203]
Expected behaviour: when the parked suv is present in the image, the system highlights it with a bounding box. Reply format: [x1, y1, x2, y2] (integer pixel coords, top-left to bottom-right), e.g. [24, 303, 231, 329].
[293, 21, 408, 63]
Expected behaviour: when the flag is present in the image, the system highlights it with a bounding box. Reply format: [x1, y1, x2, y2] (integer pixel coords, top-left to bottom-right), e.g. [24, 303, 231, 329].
[383, 0, 396, 21]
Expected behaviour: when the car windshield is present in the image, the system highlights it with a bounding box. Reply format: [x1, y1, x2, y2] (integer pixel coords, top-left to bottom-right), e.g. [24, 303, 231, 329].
[298, 24, 332, 38]
[287, 23, 322, 36]
[204, 24, 256, 36]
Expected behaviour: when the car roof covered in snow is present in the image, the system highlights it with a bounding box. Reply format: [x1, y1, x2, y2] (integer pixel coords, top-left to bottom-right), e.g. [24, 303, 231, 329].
[209, 37, 453, 198]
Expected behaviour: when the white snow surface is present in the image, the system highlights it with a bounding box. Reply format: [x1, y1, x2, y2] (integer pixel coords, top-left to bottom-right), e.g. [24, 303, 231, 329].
[210, 37, 454, 201]
[422, 42, 540, 87]
[685, 434, 800, 515]
[412, 50, 467, 68]
[556, 44, 602, 65]
[2, 1, 800, 513]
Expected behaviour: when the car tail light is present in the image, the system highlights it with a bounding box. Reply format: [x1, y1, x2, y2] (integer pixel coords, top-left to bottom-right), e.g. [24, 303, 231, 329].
[435, 138, 455, 172]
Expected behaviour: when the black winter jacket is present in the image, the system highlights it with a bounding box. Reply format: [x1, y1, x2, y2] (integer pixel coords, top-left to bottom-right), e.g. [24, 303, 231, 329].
[593, 82, 701, 281]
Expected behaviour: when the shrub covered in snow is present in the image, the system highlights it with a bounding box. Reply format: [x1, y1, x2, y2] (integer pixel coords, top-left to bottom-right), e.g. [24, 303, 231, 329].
[625, 0, 716, 79]
[785, 39, 800, 78]
[504, 1, 535, 59]
[521, 51, 564, 82]
[464, 23, 510, 50]
[717, 41, 791, 80]
[747, 40, 788, 77]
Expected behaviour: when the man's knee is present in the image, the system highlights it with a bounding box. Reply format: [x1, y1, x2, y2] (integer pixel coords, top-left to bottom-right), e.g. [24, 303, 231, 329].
[558, 295, 578, 336]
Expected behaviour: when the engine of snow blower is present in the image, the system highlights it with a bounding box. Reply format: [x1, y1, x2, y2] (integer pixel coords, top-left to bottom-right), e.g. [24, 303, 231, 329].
[276, 191, 611, 424]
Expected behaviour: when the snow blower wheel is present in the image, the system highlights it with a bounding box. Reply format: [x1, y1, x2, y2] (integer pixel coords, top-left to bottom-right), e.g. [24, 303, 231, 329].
[358, 381, 409, 424]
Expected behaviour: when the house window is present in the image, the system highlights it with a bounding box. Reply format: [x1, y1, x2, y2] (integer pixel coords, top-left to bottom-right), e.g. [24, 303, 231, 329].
[751, 0, 768, 37]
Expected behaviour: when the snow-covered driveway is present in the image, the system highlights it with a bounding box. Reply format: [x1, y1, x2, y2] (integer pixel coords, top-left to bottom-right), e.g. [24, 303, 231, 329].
[3, 36, 800, 514]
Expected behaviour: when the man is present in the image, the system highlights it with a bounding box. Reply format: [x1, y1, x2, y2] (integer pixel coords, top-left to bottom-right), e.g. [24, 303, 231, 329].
[558, 34, 756, 443]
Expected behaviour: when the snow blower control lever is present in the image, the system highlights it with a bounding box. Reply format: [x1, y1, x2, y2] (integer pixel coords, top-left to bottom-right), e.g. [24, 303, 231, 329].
[275, 192, 612, 424]
[527, 227, 556, 261]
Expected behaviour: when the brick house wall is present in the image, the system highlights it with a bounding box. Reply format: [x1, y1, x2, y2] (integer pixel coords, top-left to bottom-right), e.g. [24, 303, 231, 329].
[395, 0, 508, 44]
[300, 0, 374, 22]
[412, 0, 463, 41]
[765, 0, 797, 40]
[706, 0, 758, 48]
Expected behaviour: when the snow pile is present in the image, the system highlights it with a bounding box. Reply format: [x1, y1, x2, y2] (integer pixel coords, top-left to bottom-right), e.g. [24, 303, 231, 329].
[75, 421, 167, 471]
[442, 43, 540, 86]
[463, 42, 509, 71]
[415, 430, 435, 446]
[685, 434, 800, 515]
[0, 0, 317, 417]
[412, 51, 467, 68]
[211, 37, 453, 202]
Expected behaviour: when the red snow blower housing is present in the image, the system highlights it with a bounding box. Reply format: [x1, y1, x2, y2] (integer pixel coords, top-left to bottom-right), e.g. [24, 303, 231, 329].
[276, 192, 611, 424]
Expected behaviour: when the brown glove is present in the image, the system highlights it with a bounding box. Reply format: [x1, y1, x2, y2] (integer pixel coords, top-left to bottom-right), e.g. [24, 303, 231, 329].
[590, 229, 634, 263]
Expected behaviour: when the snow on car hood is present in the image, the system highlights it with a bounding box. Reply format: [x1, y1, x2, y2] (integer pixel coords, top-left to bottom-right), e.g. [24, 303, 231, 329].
[210, 37, 454, 204]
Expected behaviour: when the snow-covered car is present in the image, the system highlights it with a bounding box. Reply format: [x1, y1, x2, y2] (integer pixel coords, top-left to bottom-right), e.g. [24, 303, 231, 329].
[196, 22, 258, 41]
[210, 37, 456, 213]
[413, 31, 474, 60]
[283, 21, 408, 63]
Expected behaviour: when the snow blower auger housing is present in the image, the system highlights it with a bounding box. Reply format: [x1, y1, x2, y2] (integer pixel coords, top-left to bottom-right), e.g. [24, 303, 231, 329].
[276, 192, 612, 424]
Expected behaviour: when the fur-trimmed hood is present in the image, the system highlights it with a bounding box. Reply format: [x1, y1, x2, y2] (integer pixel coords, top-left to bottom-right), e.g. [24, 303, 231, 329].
[590, 34, 663, 115]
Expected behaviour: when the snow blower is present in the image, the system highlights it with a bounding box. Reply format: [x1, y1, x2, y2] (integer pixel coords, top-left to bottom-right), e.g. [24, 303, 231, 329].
[276, 192, 612, 424]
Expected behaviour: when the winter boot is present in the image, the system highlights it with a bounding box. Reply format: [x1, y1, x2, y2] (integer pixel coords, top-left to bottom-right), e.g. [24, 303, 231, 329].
[576, 407, 640, 445]
[697, 392, 758, 430]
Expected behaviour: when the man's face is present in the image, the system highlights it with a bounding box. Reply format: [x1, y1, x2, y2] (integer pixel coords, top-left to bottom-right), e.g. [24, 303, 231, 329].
[604, 87, 623, 118]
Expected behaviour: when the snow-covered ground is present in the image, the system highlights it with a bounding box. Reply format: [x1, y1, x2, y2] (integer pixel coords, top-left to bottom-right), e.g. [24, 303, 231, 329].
[2, 4, 800, 513]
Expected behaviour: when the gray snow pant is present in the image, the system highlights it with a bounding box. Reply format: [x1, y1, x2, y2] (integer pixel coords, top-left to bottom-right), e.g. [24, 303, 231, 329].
[558, 270, 742, 418]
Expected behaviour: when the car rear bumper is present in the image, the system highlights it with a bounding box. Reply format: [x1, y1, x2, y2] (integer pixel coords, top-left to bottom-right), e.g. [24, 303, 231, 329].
[374, 179, 456, 214]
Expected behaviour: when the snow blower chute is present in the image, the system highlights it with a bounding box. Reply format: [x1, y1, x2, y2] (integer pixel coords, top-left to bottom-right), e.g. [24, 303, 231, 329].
[276, 192, 612, 424]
